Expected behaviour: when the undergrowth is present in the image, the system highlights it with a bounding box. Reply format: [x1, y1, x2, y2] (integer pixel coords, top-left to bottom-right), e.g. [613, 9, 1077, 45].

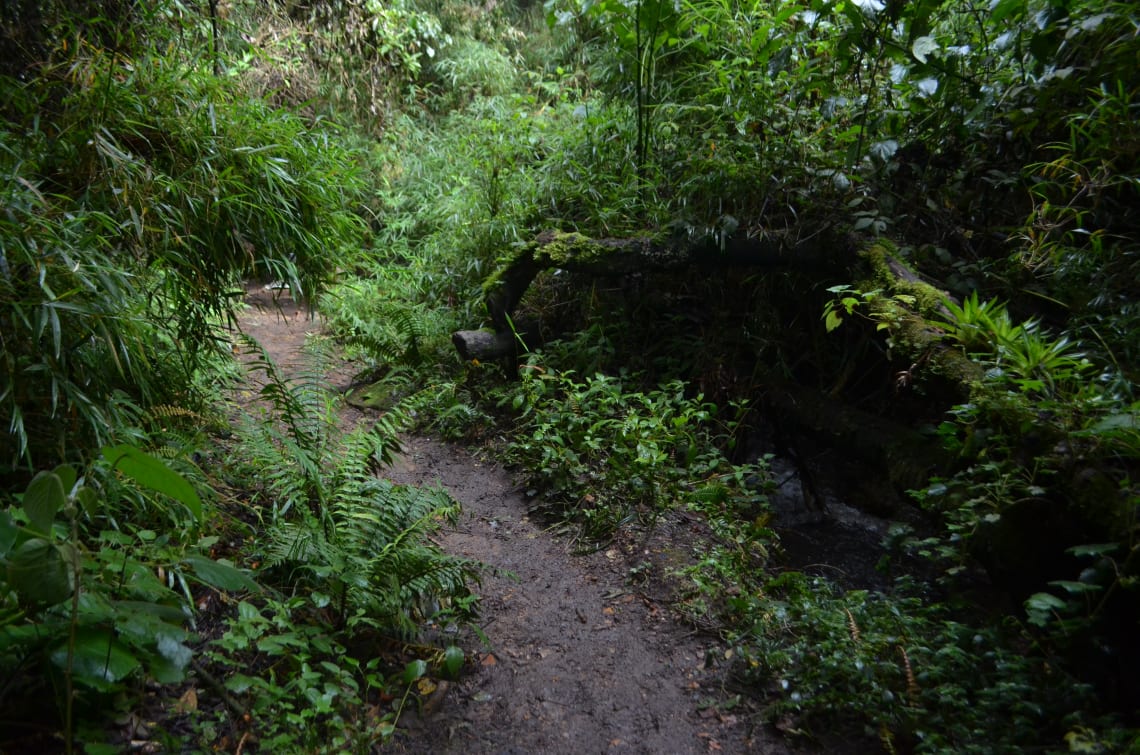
[6, 0, 1140, 750]
[188, 333, 480, 750]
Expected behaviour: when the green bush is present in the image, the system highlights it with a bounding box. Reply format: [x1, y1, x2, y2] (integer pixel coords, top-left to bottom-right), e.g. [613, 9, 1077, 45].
[505, 353, 749, 541]
[732, 572, 1114, 753]
[0, 445, 257, 745]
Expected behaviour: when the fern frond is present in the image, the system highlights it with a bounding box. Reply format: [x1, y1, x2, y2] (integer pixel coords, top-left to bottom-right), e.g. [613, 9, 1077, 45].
[148, 404, 207, 424]
[235, 333, 332, 450]
[332, 296, 434, 368]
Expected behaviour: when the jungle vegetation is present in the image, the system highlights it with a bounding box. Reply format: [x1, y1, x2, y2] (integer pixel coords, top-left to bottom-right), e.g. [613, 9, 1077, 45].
[1, 0, 1138, 751]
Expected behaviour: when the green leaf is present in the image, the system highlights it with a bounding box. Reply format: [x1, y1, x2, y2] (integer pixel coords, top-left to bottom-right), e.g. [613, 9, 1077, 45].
[23, 471, 66, 536]
[225, 674, 258, 694]
[1048, 580, 1102, 595]
[403, 659, 428, 684]
[1066, 543, 1119, 558]
[1024, 592, 1067, 627]
[912, 35, 939, 63]
[182, 553, 261, 593]
[76, 487, 99, 516]
[102, 444, 203, 521]
[151, 634, 193, 683]
[113, 600, 187, 624]
[237, 601, 263, 622]
[1087, 413, 1137, 434]
[824, 310, 844, 332]
[989, 0, 1026, 24]
[7, 538, 73, 606]
[52, 464, 78, 497]
[443, 645, 464, 678]
[52, 629, 141, 691]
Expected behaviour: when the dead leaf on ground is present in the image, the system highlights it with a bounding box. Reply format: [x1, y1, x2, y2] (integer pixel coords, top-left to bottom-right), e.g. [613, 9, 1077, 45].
[173, 688, 198, 714]
[481, 653, 497, 666]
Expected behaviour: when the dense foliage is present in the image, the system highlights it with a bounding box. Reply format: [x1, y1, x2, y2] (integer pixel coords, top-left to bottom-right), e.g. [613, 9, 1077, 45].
[2, 0, 1138, 751]
[1, 2, 476, 750]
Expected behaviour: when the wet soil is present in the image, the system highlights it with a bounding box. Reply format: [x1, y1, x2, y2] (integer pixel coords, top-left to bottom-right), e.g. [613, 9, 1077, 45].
[236, 287, 801, 754]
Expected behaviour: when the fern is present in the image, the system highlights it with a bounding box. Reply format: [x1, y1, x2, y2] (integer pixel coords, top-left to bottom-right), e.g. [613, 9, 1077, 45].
[236, 333, 332, 450]
[147, 404, 208, 424]
[263, 438, 477, 635]
[406, 381, 493, 440]
[227, 341, 474, 635]
[320, 273, 465, 370]
[335, 301, 428, 367]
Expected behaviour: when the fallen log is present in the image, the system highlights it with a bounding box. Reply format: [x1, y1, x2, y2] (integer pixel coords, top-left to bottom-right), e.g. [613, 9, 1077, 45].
[452, 317, 540, 362]
[480, 227, 843, 330]
[452, 226, 846, 361]
[454, 231, 980, 409]
[452, 328, 519, 362]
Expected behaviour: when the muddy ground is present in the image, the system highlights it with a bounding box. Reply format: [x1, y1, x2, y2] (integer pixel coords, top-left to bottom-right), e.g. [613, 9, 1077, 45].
[237, 287, 834, 754]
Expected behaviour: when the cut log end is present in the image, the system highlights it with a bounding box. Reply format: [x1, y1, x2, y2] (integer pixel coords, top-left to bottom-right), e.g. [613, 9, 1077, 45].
[452, 329, 518, 362]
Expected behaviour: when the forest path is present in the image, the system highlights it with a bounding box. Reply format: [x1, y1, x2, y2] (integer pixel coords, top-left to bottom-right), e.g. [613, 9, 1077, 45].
[237, 286, 792, 754]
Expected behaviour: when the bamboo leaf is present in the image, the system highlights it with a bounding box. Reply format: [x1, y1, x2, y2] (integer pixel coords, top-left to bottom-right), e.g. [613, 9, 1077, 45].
[182, 553, 262, 593]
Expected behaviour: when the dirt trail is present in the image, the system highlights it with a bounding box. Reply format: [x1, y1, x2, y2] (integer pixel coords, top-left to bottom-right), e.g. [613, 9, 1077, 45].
[238, 288, 791, 754]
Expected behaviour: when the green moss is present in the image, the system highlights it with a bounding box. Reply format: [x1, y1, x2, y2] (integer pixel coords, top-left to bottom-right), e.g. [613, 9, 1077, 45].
[862, 238, 896, 278]
[861, 241, 946, 315]
[855, 241, 984, 392]
[893, 312, 984, 387]
[481, 267, 506, 299]
[538, 231, 604, 266]
[481, 244, 525, 293]
[347, 380, 394, 410]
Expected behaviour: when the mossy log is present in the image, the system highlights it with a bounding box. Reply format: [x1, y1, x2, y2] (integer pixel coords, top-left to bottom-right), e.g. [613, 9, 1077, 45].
[859, 242, 985, 394]
[456, 232, 982, 405]
[455, 227, 841, 360]
[480, 228, 839, 331]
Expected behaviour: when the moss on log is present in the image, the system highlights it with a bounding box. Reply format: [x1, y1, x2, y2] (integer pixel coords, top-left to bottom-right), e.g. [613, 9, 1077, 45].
[857, 241, 985, 394]
[479, 227, 842, 331]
